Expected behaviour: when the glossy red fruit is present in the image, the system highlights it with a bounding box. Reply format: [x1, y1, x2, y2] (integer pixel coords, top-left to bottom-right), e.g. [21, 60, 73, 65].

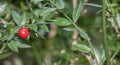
[18, 27, 29, 39]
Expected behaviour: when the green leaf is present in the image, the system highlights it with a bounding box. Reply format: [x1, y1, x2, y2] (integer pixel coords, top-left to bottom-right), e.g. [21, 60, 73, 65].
[33, 8, 56, 17]
[93, 48, 100, 63]
[0, 4, 7, 15]
[7, 41, 18, 52]
[7, 35, 15, 41]
[116, 13, 120, 29]
[100, 50, 106, 64]
[74, 44, 91, 53]
[56, 0, 65, 9]
[27, 12, 33, 19]
[20, 12, 26, 26]
[30, 0, 43, 2]
[78, 27, 89, 39]
[28, 24, 38, 32]
[38, 2, 42, 8]
[14, 41, 31, 48]
[10, 26, 21, 35]
[12, 10, 21, 25]
[40, 7, 56, 16]
[41, 24, 49, 32]
[72, 0, 82, 22]
[54, 17, 71, 26]
[58, 52, 71, 61]
[0, 52, 12, 60]
[63, 28, 75, 31]
[0, 35, 14, 41]
[33, 9, 40, 17]
[42, 12, 55, 21]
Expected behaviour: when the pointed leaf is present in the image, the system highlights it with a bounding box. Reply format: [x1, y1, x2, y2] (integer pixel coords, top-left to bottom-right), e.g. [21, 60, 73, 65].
[41, 24, 49, 32]
[0, 35, 14, 41]
[63, 28, 76, 31]
[116, 13, 120, 29]
[93, 48, 101, 63]
[38, 29, 45, 39]
[30, 0, 43, 2]
[72, 0, 82, 22]
[20, 12, 26, 26]
[7, 41, 18, 52]
[0, 4, 6, 15]
[54, 17, 71, 26]
[10, 26, 21, 35]
[40, 7, 56, 16]
[33, 8, 56, 17]
[74, 44, 91, 53]
[42, 12, 54, 21]
[28, 24, 38, 32]
[14, 41, 31, 48]
[38, 2, 42, 8]
[100, 50, 106, 64]
[12, 10, 21, 25]
[33, 9, 40, 17]
[78, 27, 89, 39]
[0, 52, 12, 60]
[27, 12, 33, 19]
[56, 0, 65, 9]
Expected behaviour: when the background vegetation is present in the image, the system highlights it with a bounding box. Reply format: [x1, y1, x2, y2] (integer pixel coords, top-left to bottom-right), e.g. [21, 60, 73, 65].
[0, 0, 120, 65]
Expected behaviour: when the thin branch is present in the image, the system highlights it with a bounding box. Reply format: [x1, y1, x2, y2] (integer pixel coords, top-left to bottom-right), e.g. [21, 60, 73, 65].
[110, 46, 120, 61]
[83, 3, 102, 8]
[102, 0, 110, 65]
[0, 44, 6, 54]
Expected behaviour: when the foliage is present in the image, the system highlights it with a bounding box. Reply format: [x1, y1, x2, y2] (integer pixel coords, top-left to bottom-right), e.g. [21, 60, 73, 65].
[0, 0, 120, 65]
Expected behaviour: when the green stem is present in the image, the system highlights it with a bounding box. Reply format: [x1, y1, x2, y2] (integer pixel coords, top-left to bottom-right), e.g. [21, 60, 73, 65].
[110, 46, 120, 61]
[20, 1, 24, 13]
[83, 3, 102, 8]
[87, 39, 99, 64]
[60, 11, 99, 64]
[102, 0, 110, 65]
[50, 0, 99, 64]
[0, 44, 6, 54]
[26, 0, 32, 11]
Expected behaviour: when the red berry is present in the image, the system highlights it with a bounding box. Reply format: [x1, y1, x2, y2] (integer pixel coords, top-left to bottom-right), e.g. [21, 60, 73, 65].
[18, 27, 29, 39]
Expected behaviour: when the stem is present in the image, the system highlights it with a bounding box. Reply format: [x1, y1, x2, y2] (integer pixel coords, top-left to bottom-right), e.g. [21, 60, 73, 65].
[20, 0, 24, 13]
[60, 11, 99, 64]
[0, 44, 6, 54]
[26, 0, 32, 11]
[83, 3, 102, 8]
[50, 0, 99, 64]
[87, 39, 100, 65]
[110, 46, 120, 61]
[102, 0, 110, 65]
